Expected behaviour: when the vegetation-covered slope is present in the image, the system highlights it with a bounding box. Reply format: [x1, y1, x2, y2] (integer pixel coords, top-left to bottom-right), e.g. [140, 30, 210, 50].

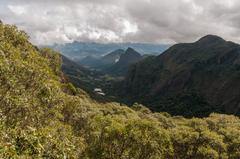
[0, 22, 240, 158]
[124, 35, 240, 117]
[61, 54, 103, 93]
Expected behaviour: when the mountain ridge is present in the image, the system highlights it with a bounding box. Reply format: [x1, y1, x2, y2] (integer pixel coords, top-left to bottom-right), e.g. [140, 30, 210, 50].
[77, 49, 125, 69]
[101, 49, 125, 64]
[50, 41, 170, 60]
[105, 47, 143, 75]
[121, 35, 240, 117]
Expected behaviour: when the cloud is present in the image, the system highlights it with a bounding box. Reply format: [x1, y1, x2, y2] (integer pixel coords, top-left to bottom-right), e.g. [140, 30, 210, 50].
[0, 0, 240, 45]
[8, 5, 26, 15]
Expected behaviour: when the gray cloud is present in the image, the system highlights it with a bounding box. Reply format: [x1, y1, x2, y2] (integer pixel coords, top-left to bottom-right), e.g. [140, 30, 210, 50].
[0, 0, 240, 45]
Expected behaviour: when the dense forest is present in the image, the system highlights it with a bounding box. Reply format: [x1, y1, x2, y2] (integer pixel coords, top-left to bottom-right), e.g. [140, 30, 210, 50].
[0, 22, 240, 158]
[119, 35, 240, 117]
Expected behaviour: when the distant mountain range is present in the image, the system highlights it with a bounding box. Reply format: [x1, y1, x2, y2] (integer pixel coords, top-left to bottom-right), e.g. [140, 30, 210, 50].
[78, 48, 145, 76]
[50, 41, 170, 60]
[77, 49, 125, 69]
[118, 35, 240, 117]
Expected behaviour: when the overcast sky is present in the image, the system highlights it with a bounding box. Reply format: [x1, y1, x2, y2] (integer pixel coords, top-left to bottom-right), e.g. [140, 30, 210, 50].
[1, 0, 240, 45]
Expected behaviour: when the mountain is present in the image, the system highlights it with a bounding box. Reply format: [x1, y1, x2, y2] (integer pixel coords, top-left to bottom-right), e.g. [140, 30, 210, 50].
[1, 22, 240, 158]
[105, 48, 143, 75]
[142, 54, 155, 59]
[77, 48, 142, 75]
[77, 55, 100, 68]
[101, 49, 125, 65]
[50, 41, 170, 60]
[122, 35, 240, 117]
[77, 49, 124, 68]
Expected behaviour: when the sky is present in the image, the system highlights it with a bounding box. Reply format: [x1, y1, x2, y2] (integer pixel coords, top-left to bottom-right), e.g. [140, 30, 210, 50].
[0, 0, 240, 45]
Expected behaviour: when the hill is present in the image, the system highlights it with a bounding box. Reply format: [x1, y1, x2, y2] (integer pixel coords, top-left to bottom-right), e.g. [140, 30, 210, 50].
[123, 35, 240, 117]
[0, 22, 240, 158]
[105, 48, 143, 75]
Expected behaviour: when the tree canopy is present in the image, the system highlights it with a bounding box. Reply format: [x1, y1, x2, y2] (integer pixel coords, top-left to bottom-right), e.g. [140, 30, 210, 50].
[0, 22, 239, 158]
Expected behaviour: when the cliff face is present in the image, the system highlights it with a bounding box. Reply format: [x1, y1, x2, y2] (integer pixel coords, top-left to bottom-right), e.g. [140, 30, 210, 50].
[124, 35, 240, 116]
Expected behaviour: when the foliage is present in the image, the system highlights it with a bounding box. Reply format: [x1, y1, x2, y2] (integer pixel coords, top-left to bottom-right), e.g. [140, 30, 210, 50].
[0, 22, 240, 158]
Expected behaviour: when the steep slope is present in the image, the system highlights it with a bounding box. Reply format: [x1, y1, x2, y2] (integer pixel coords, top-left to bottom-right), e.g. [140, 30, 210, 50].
[101, 49, 124, 65]
[124, 35, 240, 116]
[77, 55, 100, 68]
[61, 55, 105, 93]
[106, 48, 143, 75]
[1, 22, 240, 158]
[62, 55, 92, 75]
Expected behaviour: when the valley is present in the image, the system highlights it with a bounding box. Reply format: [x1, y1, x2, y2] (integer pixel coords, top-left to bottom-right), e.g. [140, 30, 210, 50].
[61, 35, 240, 117]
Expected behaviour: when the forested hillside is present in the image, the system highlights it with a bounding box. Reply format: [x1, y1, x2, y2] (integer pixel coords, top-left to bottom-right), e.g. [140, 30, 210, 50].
[123, 35, 240, 117]
[0, 22, 240, 158]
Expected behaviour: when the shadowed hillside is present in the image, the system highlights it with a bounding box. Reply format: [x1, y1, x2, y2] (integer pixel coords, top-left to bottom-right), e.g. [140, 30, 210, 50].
[105, 48, 143, 75]
[123, 35, 240, 117]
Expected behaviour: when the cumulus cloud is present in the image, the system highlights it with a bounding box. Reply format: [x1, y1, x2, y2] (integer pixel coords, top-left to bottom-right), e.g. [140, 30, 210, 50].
[0, 0, 240, 45]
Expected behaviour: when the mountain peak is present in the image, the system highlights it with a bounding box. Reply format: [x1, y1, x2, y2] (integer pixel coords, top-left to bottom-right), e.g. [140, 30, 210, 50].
[197, 35, 225, 44]
[125, 47, 141, 56]
[100, 49, 125, 65]
[106, 47, 142, 75]
[126, 47, 137, 52]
